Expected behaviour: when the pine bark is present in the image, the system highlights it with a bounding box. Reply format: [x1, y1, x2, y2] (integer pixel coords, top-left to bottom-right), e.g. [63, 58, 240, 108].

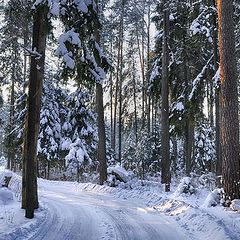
[212, 0, 221, 180]
[217, 0, 240, 200]
[132, 60, 138, 143]
[22, 6, 48, 218]
[7, 63, 15, 170]
[161, 1, 171, 192]
[95, 0, 107, 184]
[118, 0, 124, 163]
[185, 117, 194, 176]
[146, 5, 151, 133]
[96, 83, 107, 184]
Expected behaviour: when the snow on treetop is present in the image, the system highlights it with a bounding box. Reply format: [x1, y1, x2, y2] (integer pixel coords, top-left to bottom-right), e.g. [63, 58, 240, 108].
[33, 0, 93, 16]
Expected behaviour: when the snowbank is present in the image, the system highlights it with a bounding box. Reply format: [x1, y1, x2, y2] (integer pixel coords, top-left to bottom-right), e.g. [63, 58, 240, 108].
[0, 170, 46, 240]
[0, 187, 14, 205]
[0, 169, 239, 240]
[72, 180, 240, 240]
[0, 170, 22, 201]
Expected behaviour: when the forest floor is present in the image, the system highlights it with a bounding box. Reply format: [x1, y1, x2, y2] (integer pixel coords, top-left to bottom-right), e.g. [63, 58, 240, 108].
[0, 167, 240, 240]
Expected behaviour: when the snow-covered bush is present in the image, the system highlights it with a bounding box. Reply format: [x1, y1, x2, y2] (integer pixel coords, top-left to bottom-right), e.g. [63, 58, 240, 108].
[194, 121, 216, 173]
[198, 172, 216, 190]
[230, 199, 240, 211]
[174, 177, 197, 196]
[203, 189, 222, 207]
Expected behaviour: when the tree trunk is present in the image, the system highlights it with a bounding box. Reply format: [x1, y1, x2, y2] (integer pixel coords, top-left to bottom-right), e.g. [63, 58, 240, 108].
[185, 117, 194, 176]
[212, 0, 221, 183]
[112, 36, 121, 152]
[118, 0, 124, 163]
[146, 5, 151, 133]
[132, 61, 138, 143]
[95, 0, 107, 185]
[7, 63, 15, 170]
[161, 1, 171, 192]
[136, 28, 145, 128]
[110, 70, 113, 148]
[22, 6, 48, 219]
[172, 137, 178, 176]
[218, 0, 240, 200]
[96, 83, 107, 184]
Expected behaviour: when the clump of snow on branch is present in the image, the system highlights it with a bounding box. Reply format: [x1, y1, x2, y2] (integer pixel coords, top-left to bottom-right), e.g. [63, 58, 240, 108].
[190, 7, 215, 43]
[189, 56, 213, 100]
[213, 67, 220, 87]
[55, 29, 81, 69]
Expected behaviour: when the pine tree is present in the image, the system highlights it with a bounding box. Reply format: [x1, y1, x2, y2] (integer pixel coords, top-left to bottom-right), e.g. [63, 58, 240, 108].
[161, 0, 171, 192]
[56, 0, 110, 184]
[63, 90, 97, 181]
[217, 0, 240, 200]
[22, 4, 48, 219]
[38, 80, 62, 179]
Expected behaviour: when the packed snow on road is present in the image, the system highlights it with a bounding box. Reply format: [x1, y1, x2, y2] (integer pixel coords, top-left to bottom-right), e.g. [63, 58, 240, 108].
[0, 167, 240, 240]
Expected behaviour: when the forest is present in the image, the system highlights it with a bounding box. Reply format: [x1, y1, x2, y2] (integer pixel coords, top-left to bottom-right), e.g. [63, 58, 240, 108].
[0, 0, 239, 225]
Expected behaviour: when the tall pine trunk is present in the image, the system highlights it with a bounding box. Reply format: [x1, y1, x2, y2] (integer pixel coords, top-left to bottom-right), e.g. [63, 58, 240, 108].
[96, 83, 107, 184]
[161, 1, 171, 192]
[218, 0, 240, 200]
[7, 63, 15, 171]
[22, 5, 48, 219]
[112, 35, 121, 152]
[212, 0, 221, 183]
[95, 0, 107, 185]
[118, 0, 124, 163]
[146, 5, 151, 133]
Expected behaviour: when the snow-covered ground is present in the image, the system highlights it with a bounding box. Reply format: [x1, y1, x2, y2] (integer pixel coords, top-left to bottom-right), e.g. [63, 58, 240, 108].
[0, 168, 240, 240]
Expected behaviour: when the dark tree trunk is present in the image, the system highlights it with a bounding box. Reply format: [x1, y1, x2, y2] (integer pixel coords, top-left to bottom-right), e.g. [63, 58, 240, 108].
[218, 0, 240, 200]
[212, 0, 221, 183]
[185, 117, 194, 176]
[47, 161, 50, 180]
[95, 0, 107, 185]
[112, 36, 121, 152]
[172, 137, 178, 176]
[22, 6, 48, 219]
[7, 64, 15, 170]
[96, 83, 107, 184]
[136, 28, 145, 128]
[118, 0, 124, 163]
[110, 70, 113, 148]
[118, 38, 123, 164]
[146, 5, 151, 133]
[133, 61, 138, 143]
[161, 1, 171, 192]
[183, 45, 194, 176]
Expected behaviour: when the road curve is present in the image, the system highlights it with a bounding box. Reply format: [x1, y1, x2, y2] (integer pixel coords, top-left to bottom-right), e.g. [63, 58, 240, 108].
[30, 181, 186, 240]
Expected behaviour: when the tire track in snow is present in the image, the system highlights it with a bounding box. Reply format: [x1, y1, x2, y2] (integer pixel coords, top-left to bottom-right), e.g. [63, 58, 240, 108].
[29, 183, 186, 240]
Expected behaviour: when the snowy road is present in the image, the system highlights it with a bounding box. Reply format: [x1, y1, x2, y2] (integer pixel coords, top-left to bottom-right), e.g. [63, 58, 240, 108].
[31, 181, 186, 240]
